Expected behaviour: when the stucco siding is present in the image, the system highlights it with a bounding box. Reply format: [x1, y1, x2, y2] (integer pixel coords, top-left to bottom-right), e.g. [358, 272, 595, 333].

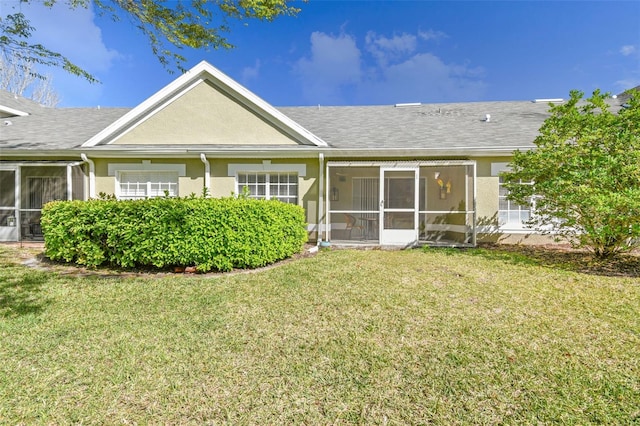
[111, 81, 298, 146]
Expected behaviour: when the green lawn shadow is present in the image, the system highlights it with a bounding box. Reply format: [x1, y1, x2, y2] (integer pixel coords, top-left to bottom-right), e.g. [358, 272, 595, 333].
[457, 244, 640, 278]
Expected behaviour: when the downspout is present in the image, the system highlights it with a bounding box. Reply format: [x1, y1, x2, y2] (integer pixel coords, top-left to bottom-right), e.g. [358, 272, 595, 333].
[317, 153, 324, 245]
[200, 153, 211, 197]
[80, 153, 96, 199]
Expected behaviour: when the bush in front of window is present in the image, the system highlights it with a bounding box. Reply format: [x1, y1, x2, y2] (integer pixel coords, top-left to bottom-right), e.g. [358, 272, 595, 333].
[41, 196, 308, 272]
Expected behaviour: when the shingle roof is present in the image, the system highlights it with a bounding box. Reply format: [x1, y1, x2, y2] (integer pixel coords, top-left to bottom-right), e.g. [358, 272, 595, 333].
[279, 101, 553, 150]
[0, 91, 128, 150]
[617, 85, 640, 103]
[0, 89, 626, 154]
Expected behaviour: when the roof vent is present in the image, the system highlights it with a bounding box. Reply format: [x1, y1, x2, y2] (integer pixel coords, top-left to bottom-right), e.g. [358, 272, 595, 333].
[485, 114, 491, 122]
[532, 98, 564, 103]
[394, 102, 421, 107]
[4, 120, 12, 126]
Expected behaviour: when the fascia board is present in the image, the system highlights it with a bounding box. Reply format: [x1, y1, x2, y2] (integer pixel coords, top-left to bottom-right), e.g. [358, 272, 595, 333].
[82, 61, 327, 148]
[0, 104, 29, 117]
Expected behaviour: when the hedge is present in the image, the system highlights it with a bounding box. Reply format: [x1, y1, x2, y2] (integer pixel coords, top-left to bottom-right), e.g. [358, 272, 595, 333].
[41, 197, 308, 272]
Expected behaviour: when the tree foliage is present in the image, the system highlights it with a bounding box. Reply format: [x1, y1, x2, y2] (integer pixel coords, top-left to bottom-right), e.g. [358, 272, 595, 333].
[502, 89, 640, 258]
[1, 0, 300, 82]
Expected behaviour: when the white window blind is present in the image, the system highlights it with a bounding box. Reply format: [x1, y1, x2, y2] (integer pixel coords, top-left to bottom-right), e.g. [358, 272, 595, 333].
[118, 171, 178, 200]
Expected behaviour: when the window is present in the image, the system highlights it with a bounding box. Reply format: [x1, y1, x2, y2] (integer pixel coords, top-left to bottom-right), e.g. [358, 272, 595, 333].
[118, 171, 178, 200]
[498, 176, 533, 228]
[237, 172, 298, 204]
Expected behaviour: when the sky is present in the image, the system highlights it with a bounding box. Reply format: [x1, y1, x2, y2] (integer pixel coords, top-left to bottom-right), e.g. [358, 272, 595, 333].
[3, 0, 639, 108]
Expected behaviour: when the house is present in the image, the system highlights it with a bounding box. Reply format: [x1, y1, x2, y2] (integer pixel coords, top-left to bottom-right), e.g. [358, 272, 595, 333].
[0, 61, 624, 246]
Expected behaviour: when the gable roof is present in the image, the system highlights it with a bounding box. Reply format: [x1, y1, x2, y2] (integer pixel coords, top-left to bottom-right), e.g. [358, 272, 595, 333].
[82, 61, 328, 148]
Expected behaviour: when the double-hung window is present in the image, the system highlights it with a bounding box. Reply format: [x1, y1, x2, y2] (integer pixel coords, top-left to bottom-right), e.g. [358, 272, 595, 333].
[237, 172, 298, 204]
[493, 163, 534, 230]
[498, 176, 534, 228]
[118, 171, 178, 200]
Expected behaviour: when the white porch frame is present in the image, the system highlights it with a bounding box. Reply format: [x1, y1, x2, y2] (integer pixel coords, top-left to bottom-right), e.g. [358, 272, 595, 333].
[325, 160, 477, 247]
[0, 161, 85, 242]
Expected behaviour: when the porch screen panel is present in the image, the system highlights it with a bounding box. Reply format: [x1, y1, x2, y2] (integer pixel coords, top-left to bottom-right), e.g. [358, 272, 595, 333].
[72, 164, 86, 200]
[353, 178, 379, 212]
[28, 177, 64, 209]
[418, 164, 474, 245]
[0, 171, 16, 227]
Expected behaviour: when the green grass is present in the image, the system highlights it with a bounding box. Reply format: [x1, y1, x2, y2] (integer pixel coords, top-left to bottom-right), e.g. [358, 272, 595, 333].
[1, 245, 639, 424]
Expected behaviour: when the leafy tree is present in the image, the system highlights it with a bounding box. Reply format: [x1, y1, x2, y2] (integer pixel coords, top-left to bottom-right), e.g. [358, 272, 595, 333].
[1, 0, 300, 83]
[502, 89, 640, 258]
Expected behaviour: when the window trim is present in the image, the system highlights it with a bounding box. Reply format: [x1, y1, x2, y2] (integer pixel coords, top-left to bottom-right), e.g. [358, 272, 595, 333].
[492, 162, 534, 231]
[236, 171, 299, 204]
[110, 162, 186, 200]
[227, 161, 306, 177]
[116, 170, 180, 200]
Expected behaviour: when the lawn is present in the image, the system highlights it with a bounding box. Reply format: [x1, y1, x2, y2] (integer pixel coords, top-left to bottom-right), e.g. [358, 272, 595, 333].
[1, 244, 639, 424]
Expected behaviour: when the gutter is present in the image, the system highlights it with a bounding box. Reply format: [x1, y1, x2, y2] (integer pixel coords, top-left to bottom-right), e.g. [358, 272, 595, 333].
[80, 153, 96, 198]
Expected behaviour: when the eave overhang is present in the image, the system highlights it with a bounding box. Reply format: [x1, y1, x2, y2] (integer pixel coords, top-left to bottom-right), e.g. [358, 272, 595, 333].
[0, 145, 535, 160]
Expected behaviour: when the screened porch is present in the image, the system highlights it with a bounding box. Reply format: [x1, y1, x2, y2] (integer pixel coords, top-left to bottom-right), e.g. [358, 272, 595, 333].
[0, 163, 86, 242]
[325, 161, 476, 247]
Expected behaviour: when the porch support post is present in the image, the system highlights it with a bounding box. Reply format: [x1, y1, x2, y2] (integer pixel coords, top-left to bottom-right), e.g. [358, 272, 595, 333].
[66, 164, 73, 200]
[472, 162, 477, 246]
[16, 166, 21, 243]
[317, 153, 324, 244]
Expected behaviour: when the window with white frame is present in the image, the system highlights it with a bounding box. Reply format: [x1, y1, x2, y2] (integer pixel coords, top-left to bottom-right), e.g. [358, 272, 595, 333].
[498, 176, 533, 228]
[493, 162, 534, 229]
[118, 171, 178, 200]
[237, 172, 298, 204]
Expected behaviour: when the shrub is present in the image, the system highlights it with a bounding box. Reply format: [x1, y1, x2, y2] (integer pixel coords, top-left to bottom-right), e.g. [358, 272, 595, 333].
[41, 197, 308, 272]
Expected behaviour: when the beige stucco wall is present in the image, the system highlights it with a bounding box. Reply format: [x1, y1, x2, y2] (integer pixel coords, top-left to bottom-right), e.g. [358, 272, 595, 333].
[111, 81, 298, 146]
[93, 157, 321, 239]
[473, 157, 505, 228]
[94, 158, 206, 197]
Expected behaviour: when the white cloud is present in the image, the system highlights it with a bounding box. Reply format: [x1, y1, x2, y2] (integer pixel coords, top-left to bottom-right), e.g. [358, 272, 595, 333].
[19, 1, 121, 72]
[357, 53, 486, 104]
[3, 0, 122, 105]
[293, 32, 362, 104]
[620, 45, 637, 56]
[418, 29, 448, 42]
[365, 32, 417, 66]
[241, 60, 261, 83]
[293, 30, 486, 105]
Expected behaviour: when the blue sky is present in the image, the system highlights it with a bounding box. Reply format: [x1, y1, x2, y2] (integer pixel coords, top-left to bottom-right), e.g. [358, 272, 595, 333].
[5, 0, 640, 107]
